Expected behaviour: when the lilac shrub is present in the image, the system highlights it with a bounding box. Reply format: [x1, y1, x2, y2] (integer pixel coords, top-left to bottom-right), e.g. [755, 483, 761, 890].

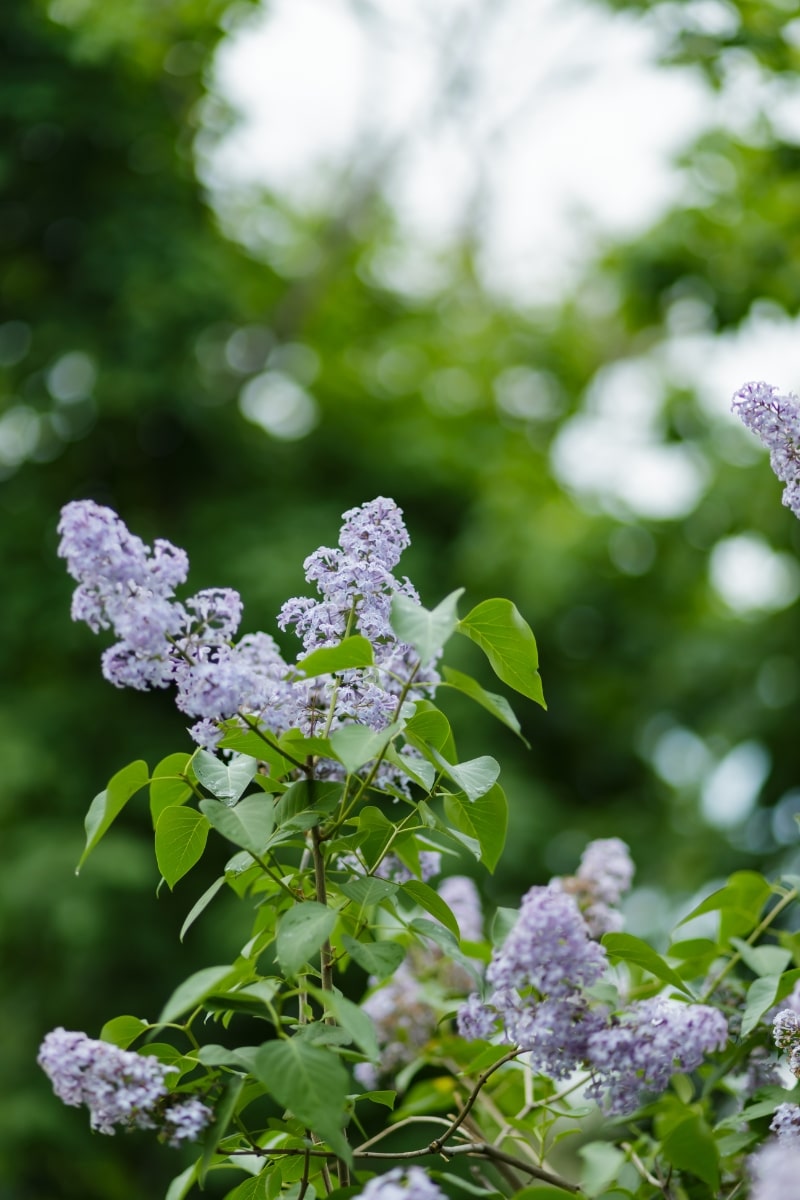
[42, 489, 800, 1200]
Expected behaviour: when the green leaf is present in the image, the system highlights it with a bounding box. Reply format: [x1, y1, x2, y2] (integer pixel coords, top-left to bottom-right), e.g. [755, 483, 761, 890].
[166, 1163, 199, 1200]
[77, 759, 149, 872]
[307, 984, 380, 1061]
[295, 636, 375, 677]
[180, 876, 227, 942]
[199, 795, 275, 855]
[456, 598, 545, 708]
[442, 666, 529, 744]
[199, 1074, 245, 1184]
[217, 721, 295, 778]
[741, 974, 783, 1038]
[250, 1040, 352, 1162]
[404, 704, 456, 757]
[150, 753, 194, 826]
[223, 1177, 267, 1200]
[342, 936, 405, 979]
[434, 752, 500, 802]
[223, 1177, 268, 1200]
[390, 588, 464, 665]
[158, 964, 243, 1024]
[329, 722, 399, 775]
[338, 876, 399, 906]
[99, 1015, 148, 1049]
[383, 745, 436, 791]
[401, 881, 460, 939]
[276, 902, 338, 977]
[660, 1114, 719, 1191]
[680, 871, 772, 941]
[579, 1143, 626, 1198]
[601, 933, 694, 997]
[155, 806, 211, 889]
[444, 784, 508, 872]
[193, 750, 257, 803]
[729, 938, 792, 979]
[273, 780, 342, 830]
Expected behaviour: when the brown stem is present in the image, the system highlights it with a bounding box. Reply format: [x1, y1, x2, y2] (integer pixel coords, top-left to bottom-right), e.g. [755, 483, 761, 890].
[429, 1049, 521, 1151]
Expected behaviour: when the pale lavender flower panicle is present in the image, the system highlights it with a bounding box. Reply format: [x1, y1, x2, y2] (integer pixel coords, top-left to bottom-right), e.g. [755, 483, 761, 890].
[374, 851, 441, 885]
[586, 997, 728, 1115]
[354, 1167, 444, 1200]
[38, 1028, 170, 1135]
[749, 1138, 800, 1200]
[438, 876, 483, 943]
[732, 381, 800, 518]
[771, 1103, 800, 1140]
[571, 837, 635, 938]
[339, 496, 411, 570]
[486, 884, 606, 1000]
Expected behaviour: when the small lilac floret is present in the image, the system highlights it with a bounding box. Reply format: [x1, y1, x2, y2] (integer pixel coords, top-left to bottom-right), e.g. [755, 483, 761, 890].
[354, 1166, 445, 1200]
[162, 1097, 214, 1147]
[773, 1008, 800, 1051]
[457, 993, 497, 1042]
[771, 1103, 800, 1140]
[732, 381, 800, 518]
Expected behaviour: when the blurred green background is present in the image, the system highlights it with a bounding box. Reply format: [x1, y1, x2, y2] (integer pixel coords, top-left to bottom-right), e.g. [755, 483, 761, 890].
[3, 0, 800, 1194]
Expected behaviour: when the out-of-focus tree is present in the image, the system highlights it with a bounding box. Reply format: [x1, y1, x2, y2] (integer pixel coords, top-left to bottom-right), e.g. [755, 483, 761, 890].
[4, 0, 800, 1195]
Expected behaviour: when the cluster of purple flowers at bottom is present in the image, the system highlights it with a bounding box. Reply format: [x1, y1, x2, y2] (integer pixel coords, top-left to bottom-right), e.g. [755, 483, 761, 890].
[38, 1028, 212, 1146]
[58, 497, 438, 769]
[457, 882, 728, 1113]
[353, 1167, 444, 1200]
[745, 1010, 800, 1198]
[732, 381, 800, 518]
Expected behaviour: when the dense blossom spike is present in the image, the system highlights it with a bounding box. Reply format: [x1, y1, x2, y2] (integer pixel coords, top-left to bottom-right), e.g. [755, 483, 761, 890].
[749, 1138, 800, 1200]
[37, 1028, 213, 1142]
[732, 381, 800, 518]
[58, 497, 438, 770]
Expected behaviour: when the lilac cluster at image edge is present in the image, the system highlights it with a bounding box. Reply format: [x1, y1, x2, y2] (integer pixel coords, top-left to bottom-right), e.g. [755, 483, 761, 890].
[57, 496, 437, 757]
[732, 381, 800, 518]
[457, 837, 728, 1114]
[745, 1009, 800, 1200]
[37, 1028, 211, 1145]
[353, 1167, 445, 1200]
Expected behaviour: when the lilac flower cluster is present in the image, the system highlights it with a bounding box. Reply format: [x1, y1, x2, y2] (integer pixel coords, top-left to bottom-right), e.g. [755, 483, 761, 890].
[354, 961, 439, 1090]
[570, 837, 635, 937]
[732, 381, 800, 518]
[456, 843, 728, 1113]
[38, 1028, 211, 1144]
[749, 1138, 800, 1200]
[59, 498, 436, 762]
[585, 997, 728, 1115]
[771, 1103, 800, 1140]
[438, 875, 483, 943]
[354, 1167, 444, 1200]
[773, 1008, 800, 1076]
[457, 884, 608, 1079]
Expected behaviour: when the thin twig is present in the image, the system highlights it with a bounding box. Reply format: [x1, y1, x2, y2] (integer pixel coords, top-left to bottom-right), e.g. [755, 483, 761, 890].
[430, 1049, 521, 1150]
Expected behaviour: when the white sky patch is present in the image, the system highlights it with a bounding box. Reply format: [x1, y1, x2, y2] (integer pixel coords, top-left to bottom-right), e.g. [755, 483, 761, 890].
[206, 0, 711, 301]
[550, 357, 710, 518]
[701, 740, 770, 829]
[709, 533, 800, 614]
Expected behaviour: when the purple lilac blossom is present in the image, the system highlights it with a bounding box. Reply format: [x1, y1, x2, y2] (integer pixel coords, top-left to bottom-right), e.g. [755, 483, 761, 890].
[353, 1167, 444, 1200]
[438, 875, 483, 943]
[773, 1009, 800, 1052]
[585, 997, 728, 1115]
[771, 1103, 800, 1140]
[749, 1138, 800, 1200]
[38, 1028, 170, 1135]
[60, 499, 437, 774]
[732, 381, 800, 518]
[554, 837, 634, 938]
[353, 962, 438, 1089]
[486, 884, 606, 1000]
[161, 1097, 214, 1147]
